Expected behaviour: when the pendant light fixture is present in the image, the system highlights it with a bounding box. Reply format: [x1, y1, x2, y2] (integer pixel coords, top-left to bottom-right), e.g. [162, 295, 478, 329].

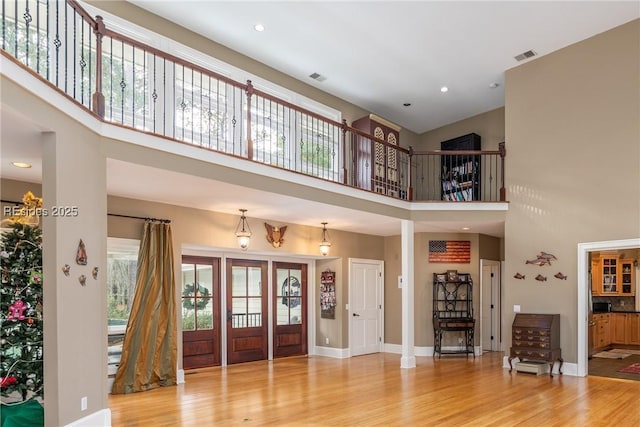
[235, 209, 252, 250]
[319, 222, 331, 256]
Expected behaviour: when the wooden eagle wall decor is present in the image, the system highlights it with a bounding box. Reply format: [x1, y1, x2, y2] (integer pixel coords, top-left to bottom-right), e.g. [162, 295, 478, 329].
[265, 223, 287, 248]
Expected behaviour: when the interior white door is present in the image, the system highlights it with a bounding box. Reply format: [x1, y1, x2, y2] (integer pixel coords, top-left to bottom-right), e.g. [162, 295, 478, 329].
[350, 259, 383, 356]
[481, 260, 501, 352]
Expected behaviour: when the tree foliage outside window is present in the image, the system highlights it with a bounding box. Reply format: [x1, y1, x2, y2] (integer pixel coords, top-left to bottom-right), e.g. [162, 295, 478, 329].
[107, 239, 139, 328]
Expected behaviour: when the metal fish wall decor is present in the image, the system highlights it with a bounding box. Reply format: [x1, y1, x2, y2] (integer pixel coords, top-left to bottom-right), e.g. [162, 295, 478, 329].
[526, 251, 558, 266]
[554, 272, 567, 280]
[513, 273, 525, 280]
[535, 274, 547, 282]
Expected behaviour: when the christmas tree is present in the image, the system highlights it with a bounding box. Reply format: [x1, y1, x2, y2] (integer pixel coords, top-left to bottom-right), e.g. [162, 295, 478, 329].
[1, 192, 44, 403]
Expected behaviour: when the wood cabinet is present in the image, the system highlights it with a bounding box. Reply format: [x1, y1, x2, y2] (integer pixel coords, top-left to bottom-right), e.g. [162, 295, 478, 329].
[629, 314, 640, 345]
[352, 114, 402, 198]
[508, 313, 562, 377]
[610, 312, 640, 345]
[593, 313, 611, 350]
[440, 133, 481, 201]
[591, 255, 635, 296]
[611, 313, 627, 344]
[619, 259, 635, 296]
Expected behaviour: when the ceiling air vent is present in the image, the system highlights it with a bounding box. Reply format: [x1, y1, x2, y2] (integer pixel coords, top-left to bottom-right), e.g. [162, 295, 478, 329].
[514, 50, 537, 62]
[309, 72, 327, 82]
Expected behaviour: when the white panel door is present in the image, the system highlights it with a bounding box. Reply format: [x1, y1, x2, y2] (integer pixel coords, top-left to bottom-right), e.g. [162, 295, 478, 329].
[350, 259, 383, 356]
[481, 260, 501, 352]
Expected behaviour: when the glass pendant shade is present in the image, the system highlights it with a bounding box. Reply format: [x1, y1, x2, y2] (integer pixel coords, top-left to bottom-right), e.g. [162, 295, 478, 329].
[319, 222, 331, 256]
[235, 209, 252, 250]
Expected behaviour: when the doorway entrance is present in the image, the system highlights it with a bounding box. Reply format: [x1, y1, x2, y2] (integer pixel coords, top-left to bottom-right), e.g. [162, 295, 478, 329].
[577, 238, 640, 377]
[181, 256, 221, 369]
[481, 260, 501, 352]
[349, 258, 384, 356]
[226, 259, 268, 364]
[273, 262, 307, 358]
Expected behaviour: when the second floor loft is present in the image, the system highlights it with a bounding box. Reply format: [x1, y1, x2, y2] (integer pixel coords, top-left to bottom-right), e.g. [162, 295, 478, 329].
[0, 0, 506, 204]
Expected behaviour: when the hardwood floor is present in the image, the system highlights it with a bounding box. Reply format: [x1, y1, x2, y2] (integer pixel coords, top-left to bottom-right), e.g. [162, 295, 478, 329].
[109, 352, 640, 426]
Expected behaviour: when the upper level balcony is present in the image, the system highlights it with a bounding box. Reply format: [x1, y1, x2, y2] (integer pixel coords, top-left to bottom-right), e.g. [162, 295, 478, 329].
[0, 0, 506, 210]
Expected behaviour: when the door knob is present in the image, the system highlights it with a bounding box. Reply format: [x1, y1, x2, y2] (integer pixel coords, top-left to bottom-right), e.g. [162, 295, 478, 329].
[353, 313, 360, 317]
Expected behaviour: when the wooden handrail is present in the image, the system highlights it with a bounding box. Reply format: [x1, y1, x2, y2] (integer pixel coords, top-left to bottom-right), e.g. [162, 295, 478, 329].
[102, 29, 249, 91]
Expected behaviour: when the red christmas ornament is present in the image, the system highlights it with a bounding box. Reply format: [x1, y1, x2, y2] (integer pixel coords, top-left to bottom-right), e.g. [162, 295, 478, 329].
[0, 376, 18, 387]
[7, 300, 27, 321]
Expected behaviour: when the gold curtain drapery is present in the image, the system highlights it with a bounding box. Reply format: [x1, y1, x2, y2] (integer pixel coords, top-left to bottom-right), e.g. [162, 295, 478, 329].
[111, 222, 177, 394]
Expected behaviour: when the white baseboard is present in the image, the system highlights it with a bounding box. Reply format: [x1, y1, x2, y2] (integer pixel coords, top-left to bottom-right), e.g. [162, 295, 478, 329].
[384, 344, 480, 357]
[65, 408, 111, 427]
[177, 369, 185, 384]
[502, 356, 577, 376]
[313, 346, 350, 358]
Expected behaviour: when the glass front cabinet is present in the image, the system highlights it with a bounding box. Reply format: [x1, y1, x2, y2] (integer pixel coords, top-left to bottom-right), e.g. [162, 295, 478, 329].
[593, 255, 635, 296]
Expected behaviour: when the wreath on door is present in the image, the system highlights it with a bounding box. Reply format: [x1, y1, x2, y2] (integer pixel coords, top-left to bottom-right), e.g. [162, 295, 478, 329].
[182, 283, 211, 310]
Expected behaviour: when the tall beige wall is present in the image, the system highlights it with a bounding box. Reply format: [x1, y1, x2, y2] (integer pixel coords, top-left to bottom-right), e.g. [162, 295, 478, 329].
[419, 107, 505, 151]
[504, 19, 640, 363]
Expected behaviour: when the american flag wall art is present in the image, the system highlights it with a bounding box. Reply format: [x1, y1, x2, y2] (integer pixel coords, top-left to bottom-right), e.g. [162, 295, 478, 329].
[428, 240, 471, 263]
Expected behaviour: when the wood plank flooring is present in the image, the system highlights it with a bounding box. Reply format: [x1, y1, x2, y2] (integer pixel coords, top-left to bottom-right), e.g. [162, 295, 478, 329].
[109, 352, 640, 426]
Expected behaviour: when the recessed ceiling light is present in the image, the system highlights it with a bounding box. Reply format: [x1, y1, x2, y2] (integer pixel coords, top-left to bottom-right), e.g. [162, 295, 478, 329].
[440, 86, 449, 93]
[489, 82, 500, 89]
[253, 23, 265, 32]
[12, 162, 32, 168]
[403, 102, 411, 107]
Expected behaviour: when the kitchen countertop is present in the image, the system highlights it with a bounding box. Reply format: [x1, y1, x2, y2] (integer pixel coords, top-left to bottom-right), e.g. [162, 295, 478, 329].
[593, 310, 640, 314]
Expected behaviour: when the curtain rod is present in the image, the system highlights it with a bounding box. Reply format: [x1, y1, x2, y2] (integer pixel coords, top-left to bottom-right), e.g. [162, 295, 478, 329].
[108, 213, 171, 224]
[1, 199, 21, 205]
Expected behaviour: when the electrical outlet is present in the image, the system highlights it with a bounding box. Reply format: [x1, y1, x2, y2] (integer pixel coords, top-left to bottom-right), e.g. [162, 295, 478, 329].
[81, 396, 87, 411]
[325, 337, 329, 345]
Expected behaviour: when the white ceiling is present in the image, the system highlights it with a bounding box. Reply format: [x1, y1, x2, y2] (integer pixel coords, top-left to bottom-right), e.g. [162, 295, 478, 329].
[128, 0, 639, 133]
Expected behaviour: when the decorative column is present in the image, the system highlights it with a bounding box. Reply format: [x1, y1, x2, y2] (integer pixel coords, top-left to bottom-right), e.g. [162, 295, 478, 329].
[400, 219, 416, 369]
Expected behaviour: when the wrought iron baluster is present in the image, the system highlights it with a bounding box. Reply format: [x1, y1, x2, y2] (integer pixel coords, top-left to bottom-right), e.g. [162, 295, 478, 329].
[119, 40, 125, 123]
[132, 45, 135, 127]
[72, 7, 76, 99]
[45, 0, 49, 80]
[24, 0, 30, 68]
[190, 67, 194, 143]
[199, 71, 203, 146]
[36, 0, 40, 74]
[142, 48, 146, 130]
[109, 37, 113, 119]
[162, 58, 166, 136]
[2, 0, 5, 51]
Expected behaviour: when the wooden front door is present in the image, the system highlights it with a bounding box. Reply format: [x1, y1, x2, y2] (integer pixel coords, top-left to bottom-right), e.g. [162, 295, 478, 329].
[273, 263, 307, 358]
[226, 259, 268, 364]
[181, 256, 221, 369]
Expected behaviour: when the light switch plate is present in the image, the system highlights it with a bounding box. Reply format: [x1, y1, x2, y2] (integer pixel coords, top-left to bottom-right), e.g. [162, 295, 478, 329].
[514, 305, 521, 313]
